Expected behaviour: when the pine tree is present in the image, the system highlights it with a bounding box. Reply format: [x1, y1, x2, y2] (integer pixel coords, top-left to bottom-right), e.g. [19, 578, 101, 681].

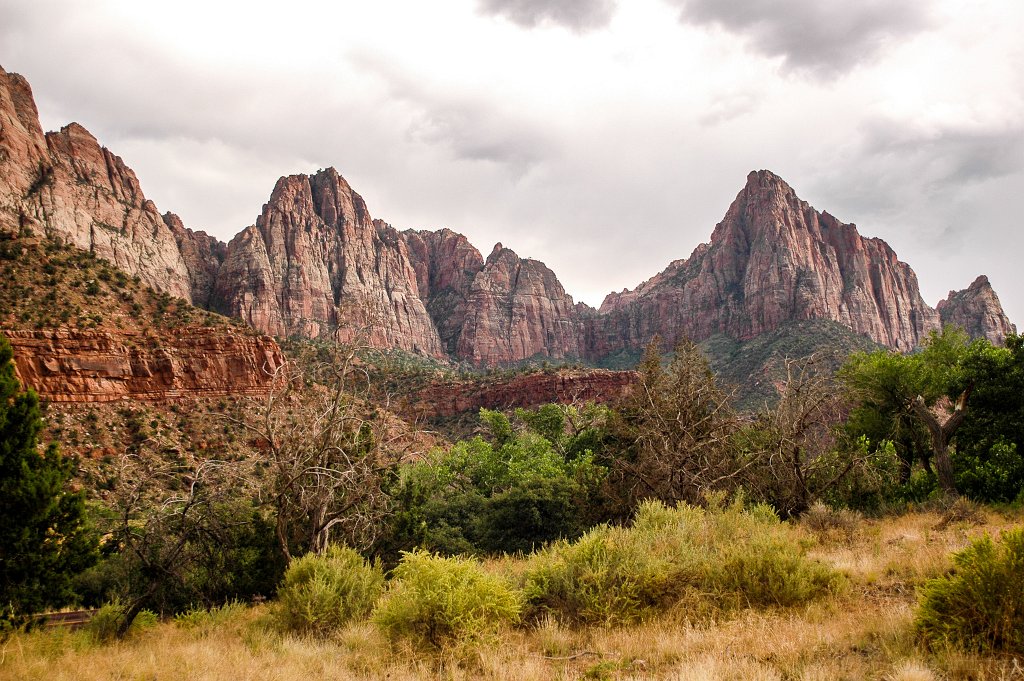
[0, 335, 95, 627]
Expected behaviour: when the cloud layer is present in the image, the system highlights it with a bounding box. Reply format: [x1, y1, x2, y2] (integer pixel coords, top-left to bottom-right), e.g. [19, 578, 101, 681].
[477, 0, 617, 31]
[666, 0, 931, 76]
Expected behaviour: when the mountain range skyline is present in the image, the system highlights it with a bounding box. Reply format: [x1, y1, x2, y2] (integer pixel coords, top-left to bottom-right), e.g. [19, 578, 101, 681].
[3, 0, 1021, 323]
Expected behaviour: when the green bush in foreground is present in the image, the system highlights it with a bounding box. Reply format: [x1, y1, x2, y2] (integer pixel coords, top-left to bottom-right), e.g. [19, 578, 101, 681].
[916, 528, 1024, 653]
[523, 498, 842, 626]
[273, 545, 384, 637]
[373, 550, 522, 650]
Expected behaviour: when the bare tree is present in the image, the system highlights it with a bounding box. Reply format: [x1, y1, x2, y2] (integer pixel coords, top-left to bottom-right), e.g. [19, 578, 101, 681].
[741, 355, 857, 515]
[107, 448, 255, 637]
[614, 338, 740, 505]
[228, 333, 398, 561]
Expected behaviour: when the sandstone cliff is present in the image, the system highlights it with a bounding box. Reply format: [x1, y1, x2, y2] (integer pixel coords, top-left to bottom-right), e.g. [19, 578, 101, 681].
[400, 227, 483, 355]
[453, 243, 586, 366]
[400, 368, 636, 421]
[0, 66, 216, 303]
[4, 65, 1014, 372]
[212, 169, 446, 356]
[594, 170, 943, 354]
[937, 276, 1016, 343]
[7, 327, 284, 403]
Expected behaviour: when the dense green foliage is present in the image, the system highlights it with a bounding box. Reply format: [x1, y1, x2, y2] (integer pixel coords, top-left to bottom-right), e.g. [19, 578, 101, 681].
[916, 528, 1024, 653]
[842, 329, 1024, 503]
[373, 550, 522, 650]
[523, 497, 842, 626]
[951, 335, 1024, 502]
[274, 544, 384, 636]
[0, 335, 96, 626]
[385, 406, 610, 557]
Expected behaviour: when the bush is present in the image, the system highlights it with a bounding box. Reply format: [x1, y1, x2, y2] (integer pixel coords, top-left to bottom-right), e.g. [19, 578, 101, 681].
[373, 550, 521, 650]
[273, 545, 384, 637]
[915, 528, 1024, 653]
[522, 498, 842, 626]
[522, 524, 677, 626]
[86, 601, 158, 642]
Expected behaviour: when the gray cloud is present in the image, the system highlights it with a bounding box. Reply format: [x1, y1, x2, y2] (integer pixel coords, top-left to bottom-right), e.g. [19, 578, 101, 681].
[666, 0, 931, 76]
[352, 53, 556, 173]
[861, 122, 1024, 190]
[477, 0, 616, 32]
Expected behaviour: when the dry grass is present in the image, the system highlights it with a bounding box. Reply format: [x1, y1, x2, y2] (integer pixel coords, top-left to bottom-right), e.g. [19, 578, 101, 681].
[3, 509, 1022, 681]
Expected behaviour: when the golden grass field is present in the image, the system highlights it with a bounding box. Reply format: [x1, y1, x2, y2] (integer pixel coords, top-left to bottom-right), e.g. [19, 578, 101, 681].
[2, 507, 1022, 681]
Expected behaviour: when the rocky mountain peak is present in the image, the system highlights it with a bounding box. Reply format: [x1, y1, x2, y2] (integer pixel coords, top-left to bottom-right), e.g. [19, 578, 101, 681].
[937, 275, 1016, 343]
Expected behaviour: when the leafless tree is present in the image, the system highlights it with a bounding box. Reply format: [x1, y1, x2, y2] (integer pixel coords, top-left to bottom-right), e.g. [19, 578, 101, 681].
[107, 447, 255, 637]
[614, 337, 741, 505]
[737, 355, 860, 515]
[227, 332, 399, 561]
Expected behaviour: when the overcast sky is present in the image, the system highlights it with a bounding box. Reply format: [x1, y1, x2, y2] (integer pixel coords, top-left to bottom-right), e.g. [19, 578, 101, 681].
[2, 0, 1022, 323]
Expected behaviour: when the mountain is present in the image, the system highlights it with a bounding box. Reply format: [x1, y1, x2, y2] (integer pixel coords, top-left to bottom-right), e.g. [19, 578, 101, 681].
[0, 65, 1015, 378]
[211, 169, 446, 356]
[937, 275, 1016, 343]
[0, 66, 218, 304]
[597, 170, 941, 353]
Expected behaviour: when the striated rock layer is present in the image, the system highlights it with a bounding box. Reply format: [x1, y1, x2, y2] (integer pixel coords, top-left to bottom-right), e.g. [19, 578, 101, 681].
[937, 276, 1016, 343]
[6, 328, 284, 403]
[0, 66, 218, 303]
[400, 369, 636, 421]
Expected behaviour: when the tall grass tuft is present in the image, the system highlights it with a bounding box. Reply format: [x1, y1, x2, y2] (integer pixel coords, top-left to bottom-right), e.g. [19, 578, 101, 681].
[523, 498, 843, 625]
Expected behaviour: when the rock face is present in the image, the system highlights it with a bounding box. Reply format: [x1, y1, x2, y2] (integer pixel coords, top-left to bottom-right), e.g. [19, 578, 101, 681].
[400, 369, 636, 420]
[594, 171, 942, 354]
[0, 66, 218, 303]
[937, 276, 1016, 343]
[211, 169, 446, 356]
[452, 243, 587, 366]
[401, 227, 483, 355]
[6, 328, 284, 403]
[164, 212, 226, 308]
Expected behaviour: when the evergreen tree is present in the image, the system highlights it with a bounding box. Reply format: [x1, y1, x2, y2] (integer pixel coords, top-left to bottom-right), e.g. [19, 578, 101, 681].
[0, 335, 95, 626]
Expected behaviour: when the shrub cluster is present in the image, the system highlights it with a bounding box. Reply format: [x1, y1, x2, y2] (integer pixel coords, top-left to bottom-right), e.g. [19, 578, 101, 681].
[915, 528, 1024, 653]
[373, 550, 522, 650]
[273, 545, 384, 637]
[522, 498, 843, 626]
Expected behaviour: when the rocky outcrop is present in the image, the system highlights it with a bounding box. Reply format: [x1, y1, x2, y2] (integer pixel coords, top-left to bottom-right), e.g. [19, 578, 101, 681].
[453, 244, 587, 366]
[3, 66, 1013, 370]
[6, 328, 284, 403]
[400, 368, 636, 420]
[594, 170, 942, 354]
[0, 66, 210, 302]
[212, 169, 446, 356]
[164, 212, 226, 307]
[937, 276, 1016, 344]
[401, 227, 484, 355]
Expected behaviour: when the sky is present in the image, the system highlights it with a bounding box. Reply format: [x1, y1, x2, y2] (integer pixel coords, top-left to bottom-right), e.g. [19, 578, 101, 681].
[2, 0, 1022, 323]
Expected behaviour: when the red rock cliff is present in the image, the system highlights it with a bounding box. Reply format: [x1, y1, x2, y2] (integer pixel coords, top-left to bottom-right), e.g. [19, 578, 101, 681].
[6, 328, 284, 403]
[937, 276, 1016, 343]
[212, 169, 446, 356]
